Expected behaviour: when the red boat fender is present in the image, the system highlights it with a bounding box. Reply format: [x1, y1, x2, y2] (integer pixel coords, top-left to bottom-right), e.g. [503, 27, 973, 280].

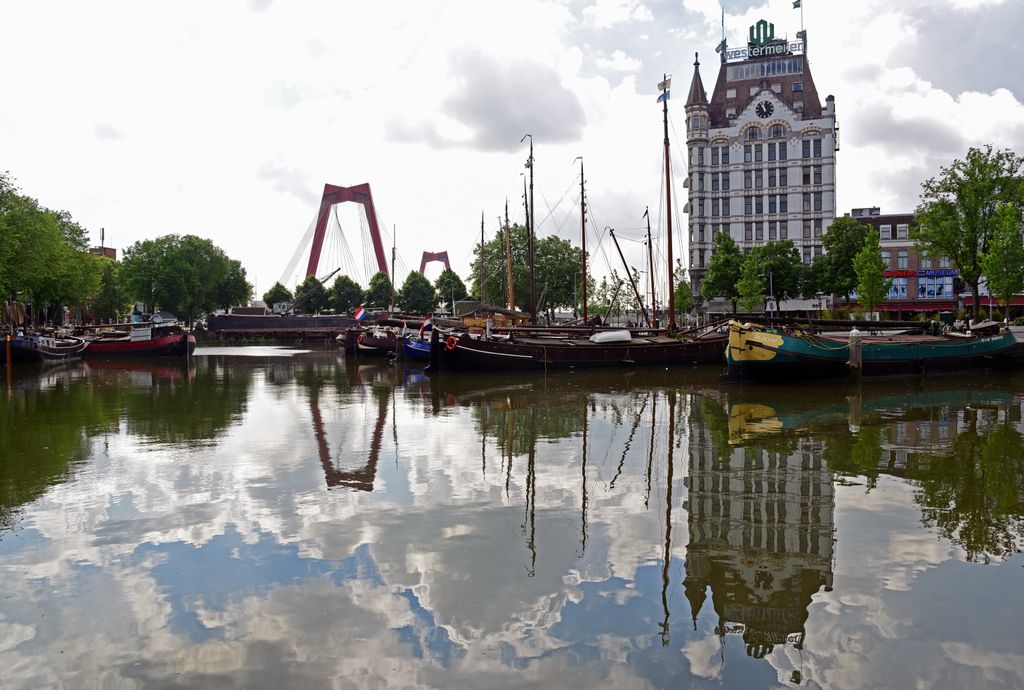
[357, 333, 365, 344]
[445, 335, 458, 351]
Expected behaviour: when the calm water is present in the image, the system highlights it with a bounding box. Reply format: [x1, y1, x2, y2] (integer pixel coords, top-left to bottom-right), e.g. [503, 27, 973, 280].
[1, 349, 1022, 689]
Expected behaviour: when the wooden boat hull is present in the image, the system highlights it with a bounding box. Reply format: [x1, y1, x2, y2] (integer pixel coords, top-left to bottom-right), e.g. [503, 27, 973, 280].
[84, 331, 196, 358]
[725, 321, 1018, 382]
[432, 331, 725, 372]
[8, 335, 88, 363]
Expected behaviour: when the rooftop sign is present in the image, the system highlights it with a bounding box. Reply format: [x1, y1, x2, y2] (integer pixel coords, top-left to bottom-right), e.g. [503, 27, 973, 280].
[725, 19, 804, 62]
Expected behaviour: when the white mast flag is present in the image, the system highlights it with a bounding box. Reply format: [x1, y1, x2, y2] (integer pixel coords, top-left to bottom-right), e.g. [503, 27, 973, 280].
[657, 77, 671, 92]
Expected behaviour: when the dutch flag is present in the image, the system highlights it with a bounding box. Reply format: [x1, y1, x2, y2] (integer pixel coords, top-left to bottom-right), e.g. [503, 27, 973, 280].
[354, 305, 367, 321]
[419, 316, 432, 337]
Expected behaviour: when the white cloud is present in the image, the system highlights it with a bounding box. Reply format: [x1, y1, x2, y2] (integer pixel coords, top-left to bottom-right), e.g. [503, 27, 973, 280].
[583, 0, 654, 29]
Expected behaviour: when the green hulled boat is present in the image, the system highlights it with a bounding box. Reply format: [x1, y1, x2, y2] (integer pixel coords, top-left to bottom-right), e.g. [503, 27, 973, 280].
[725, 320, 1017, 382]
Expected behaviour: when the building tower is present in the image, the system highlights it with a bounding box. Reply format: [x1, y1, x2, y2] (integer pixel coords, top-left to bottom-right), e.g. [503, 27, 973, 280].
[687, 20, 838, 300]
[685, 53, 710, 288]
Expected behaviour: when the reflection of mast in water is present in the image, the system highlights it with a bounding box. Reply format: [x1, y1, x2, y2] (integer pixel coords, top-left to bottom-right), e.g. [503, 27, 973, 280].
[645, 394, 657, 508]
[578, 396, 589, 558]
[522, 407, 537, 576]
[659, 390, 675, 646]
[311, 384, 389, 491]
[610, 394, 649, 490]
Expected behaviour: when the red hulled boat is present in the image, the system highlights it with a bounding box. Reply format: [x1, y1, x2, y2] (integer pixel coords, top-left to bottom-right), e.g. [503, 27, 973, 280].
[78, 320, 196, 358]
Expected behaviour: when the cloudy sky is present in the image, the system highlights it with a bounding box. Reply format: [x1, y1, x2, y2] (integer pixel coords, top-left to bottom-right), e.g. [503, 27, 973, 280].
[3, 0, 1022, 296]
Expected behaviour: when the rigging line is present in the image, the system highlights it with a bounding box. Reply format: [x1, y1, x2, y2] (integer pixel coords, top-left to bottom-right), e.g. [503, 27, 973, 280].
[535, 176, 578, 234]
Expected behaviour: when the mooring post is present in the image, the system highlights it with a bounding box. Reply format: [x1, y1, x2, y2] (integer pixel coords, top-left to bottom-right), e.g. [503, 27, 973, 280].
[848, 326, 862, 378]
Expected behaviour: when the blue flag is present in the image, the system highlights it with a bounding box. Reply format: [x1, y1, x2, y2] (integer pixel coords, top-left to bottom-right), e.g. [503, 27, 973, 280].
[656, 90, 670, 103]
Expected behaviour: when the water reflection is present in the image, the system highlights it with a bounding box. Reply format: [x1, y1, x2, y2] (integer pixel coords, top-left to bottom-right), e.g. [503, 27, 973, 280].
[714, 380, 1024, 563]
[1, 355, 1022, 688]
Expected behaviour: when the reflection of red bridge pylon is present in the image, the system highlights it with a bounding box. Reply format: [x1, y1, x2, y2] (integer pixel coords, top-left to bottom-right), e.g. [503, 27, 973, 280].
[309, 384, 389, 491]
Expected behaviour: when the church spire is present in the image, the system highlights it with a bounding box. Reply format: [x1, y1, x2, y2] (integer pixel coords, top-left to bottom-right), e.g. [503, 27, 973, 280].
[685, 52, 708, 108]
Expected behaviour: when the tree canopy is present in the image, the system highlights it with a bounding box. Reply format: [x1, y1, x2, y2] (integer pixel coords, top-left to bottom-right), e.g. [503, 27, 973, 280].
[397, 271, 438, 314]
[294, 275, 329, 314]
[330, 275, 363, 313]
[364, 271, 394, 310]
[435, 268, 468, 310]
[120, 234, 251, 324]
[700, 232, 743, 310]
[912, 145, 1024, 317]
[854, 229, 891, 316]
[673, 259, 693, 315]
[821, 215, 869, 301]
[0, 172, 103, 317]
[979, 203, 1024, 315]
[263, 281, 292, 307]
[90, 261, 128, 322]
[736, 254, 764, 313]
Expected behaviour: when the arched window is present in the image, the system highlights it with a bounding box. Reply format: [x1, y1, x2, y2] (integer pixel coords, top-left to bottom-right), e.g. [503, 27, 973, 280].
[745, 126, 761, 140]
[770, 124, 786, 138]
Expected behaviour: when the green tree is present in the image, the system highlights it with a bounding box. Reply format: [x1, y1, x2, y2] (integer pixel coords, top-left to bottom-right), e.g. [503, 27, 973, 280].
[397, 271, 438, 314]
[214, 258, 252, 311]
[293, 275, 329, 313]
[736, 253, 764, 313]
[262, 281, 293, 307]
[854, 229, 891, 317]
[913, 145, 1024, 317]
[674, 259, 694, 314]
[90, 261, 127, 322]
[979, 203, 1024, 317]
[435, 268, 468, 309]
[121, 234, 250, 325]
[821, 215, 869, 302]
[701, 232, 743, 311]
[470, 223, 530, 308]
[535, 235, 587, 319]
[330, 275, 363, 313]
[803, 255, 829, 300]
[364, 271, 394, 310]
[750, 240, 805, 299]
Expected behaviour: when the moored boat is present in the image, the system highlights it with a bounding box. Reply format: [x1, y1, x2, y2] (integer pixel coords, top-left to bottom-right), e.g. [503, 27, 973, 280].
[79, 321, 196, 358]
[7, 332, 88, 364]
[340, 327, 399, 357]
[430, 326, 726, 372]
[401, 337, 431, 361]
[725, 320, 1017, 382]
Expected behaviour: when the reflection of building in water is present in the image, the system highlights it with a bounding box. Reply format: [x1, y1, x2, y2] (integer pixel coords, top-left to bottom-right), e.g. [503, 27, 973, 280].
[683, 413, 835, 659]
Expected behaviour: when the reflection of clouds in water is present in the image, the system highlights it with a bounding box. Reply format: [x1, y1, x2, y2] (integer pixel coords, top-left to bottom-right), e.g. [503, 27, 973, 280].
[1, 361, 1023, 687]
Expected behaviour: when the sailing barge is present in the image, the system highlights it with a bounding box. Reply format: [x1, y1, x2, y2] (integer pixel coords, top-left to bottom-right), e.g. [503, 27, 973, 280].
[725, 320, 1017, 382]
[428, 325, 725, 372]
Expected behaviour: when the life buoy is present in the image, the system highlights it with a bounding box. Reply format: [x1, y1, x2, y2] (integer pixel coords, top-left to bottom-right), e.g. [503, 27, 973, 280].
[357, 334, 365, 344]
[445, 335, 458, 351]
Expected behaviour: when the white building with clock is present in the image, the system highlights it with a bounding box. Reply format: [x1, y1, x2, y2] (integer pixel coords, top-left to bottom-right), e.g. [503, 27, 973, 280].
[684, 20, 838, 297]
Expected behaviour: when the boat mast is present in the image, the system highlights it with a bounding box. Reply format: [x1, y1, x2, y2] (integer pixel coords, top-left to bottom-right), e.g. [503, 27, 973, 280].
[480, 211, 486, 305]
[661, 74, 675, 333]
[389, 224, 396, 312]
[505, 199, 515, 311]
[645, 207, 657, 327]
[522, 134, 536, 324]
[580, 159, 589, 323]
